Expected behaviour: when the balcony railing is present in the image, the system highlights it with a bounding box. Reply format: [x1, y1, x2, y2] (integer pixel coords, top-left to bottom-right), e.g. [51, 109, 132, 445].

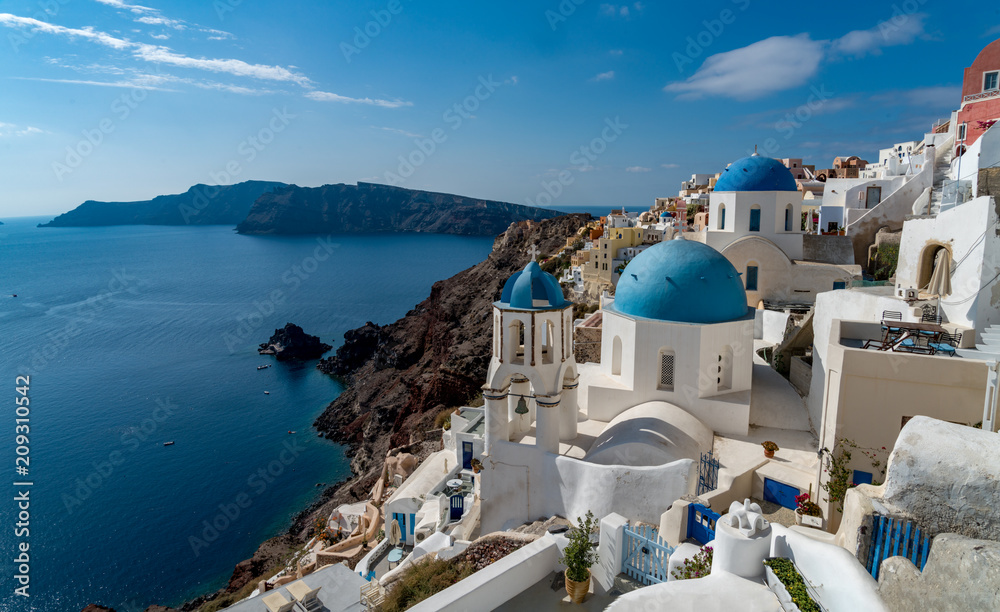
[963, 89, 1000, 104]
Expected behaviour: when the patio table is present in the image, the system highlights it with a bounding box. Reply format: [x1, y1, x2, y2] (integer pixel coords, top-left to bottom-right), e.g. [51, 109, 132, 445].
[388, 547, 403, 569]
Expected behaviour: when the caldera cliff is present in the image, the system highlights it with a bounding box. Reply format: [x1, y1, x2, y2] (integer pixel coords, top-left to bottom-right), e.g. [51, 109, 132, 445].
[235, 182, 561, 236]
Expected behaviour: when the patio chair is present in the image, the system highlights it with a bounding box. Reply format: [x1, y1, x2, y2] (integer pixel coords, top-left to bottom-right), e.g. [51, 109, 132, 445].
[287, 580, 322, 611]
[262, 591, 297, 612]
[930, 332, 961, 356]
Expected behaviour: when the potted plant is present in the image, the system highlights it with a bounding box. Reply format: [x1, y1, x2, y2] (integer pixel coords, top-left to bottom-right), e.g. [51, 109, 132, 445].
[762, 441, 779, 458]
[794, 491, 824, 528]
[560, 511, 599, 604]
[470, 458, 483, 474]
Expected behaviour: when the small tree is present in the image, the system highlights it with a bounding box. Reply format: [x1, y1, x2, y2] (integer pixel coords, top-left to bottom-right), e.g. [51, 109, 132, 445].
[820, 438, 887, 512]
[560, 511, 599, 582]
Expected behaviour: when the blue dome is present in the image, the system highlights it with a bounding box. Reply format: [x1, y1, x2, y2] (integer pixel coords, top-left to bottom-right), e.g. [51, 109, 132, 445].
[613, 240, 748, 323]
[714, 153, 797, 192]
[498, 261, 569, 310]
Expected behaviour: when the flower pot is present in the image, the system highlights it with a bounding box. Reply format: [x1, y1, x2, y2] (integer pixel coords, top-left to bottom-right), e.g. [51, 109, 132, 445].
[795, 513, 824, 529]
[565, 569, 590, 604]
[764, 449, 775, 459]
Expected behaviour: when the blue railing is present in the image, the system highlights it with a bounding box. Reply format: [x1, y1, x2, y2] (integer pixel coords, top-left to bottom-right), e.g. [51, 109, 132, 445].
[866, 514, 932, 580]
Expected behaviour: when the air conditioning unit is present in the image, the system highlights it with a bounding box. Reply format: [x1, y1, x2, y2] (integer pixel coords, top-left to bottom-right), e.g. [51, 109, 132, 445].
[900, 288, 918, 301]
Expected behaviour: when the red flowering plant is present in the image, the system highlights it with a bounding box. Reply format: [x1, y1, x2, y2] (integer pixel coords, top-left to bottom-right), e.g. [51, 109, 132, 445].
[977, 119, 997, 131]
[794, 492, 822, 517]
[820, 439, 887, 513]
[671, 545, 713, 580]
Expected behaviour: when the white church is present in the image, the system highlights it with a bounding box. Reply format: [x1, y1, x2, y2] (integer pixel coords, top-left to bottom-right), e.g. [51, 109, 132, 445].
[479, 238, 761, 533]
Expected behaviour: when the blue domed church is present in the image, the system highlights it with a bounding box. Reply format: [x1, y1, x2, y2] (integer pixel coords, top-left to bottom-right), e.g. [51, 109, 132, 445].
[479, 241, 755, 533]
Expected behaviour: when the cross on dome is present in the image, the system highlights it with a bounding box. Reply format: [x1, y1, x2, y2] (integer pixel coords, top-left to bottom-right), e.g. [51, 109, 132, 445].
[527, 244, 540, 260]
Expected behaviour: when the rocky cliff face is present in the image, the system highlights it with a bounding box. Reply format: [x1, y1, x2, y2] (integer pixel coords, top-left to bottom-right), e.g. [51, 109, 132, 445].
[313, 213, 590, 482]
[235, 182, 561, 236]
[41, 181, 287, 227]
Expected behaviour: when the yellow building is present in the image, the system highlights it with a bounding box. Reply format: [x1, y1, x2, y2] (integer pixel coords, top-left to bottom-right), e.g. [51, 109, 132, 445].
[584, 226, 645, 288]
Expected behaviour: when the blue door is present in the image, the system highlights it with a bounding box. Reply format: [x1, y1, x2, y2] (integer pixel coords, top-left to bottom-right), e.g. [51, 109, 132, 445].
[763, 478, 800, 510]
[450, 494, 464, 521]
[462, 441, 473, 470]
[749, 208, 761, 231]
[833, 281, 847, 290]
[687, 503, 720, 545]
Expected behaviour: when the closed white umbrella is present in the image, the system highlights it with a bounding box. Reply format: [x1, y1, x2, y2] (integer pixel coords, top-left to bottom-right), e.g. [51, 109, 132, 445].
[925, 249, 952, 297]
[389, 519, 401, 547]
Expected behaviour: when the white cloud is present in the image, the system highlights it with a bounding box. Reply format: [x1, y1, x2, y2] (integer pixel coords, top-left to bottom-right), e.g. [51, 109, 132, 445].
[305, 91, 412, 108]
[601, 3, 642, 17]
[92, 0, 157, 15]
[870, 86, 960, 109]
[661, 163, 680, 169]
[831, 14, 927, 58]
[135, 15, 185, 30]
[374, 126, 423, 138]
[665, 34, 824, 100]
[591, 70, 615, 82]
[666, 17, 930, 101]
[609, 49, 623, 57]
[626, 166, 651, 172]
[0, 14, 308, 85]
[149, 33, 169, 40]
[0, 122, 46, 137]
[94, 0, 234, 40]
[986, 24, 1000, 37]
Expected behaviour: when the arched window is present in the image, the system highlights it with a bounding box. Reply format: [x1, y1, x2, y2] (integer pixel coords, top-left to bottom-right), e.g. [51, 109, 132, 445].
[784, 204, 793, 231]
[542, 320, 555, 364]
[718, 204, 726, 230]
[611, 336, 623, 376]
[657, 349, 675, 391]
[718, 346, 733, 391]
[508, 320, 525, 365]
[749, 205, 761, 232]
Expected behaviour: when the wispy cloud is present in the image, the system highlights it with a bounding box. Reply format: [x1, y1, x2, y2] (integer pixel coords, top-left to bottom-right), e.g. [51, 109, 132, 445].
[94, 0, 234, 39]
[0, 14, 301, 84]
[626, 166, 651, 172]
[870, 86, 960, 108]
[665, 17, 930, 100]
[305, 91, 412, 108]
[661, 163, 680, 169]
[591, 70, 615, 82]
[610, 49, 623, 57]
[0, 122, 46, 137]
[601, 3, 643, 18]
[374, 126, 423, 138]
[11, 76, 179, 91]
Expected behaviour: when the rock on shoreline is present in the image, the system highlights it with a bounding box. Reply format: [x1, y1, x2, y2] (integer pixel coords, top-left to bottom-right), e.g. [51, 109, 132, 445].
[258, 323, 332, 361]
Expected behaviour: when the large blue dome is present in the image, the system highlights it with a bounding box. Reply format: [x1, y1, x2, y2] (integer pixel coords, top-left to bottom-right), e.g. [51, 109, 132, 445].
[613, 240, 748, 323]
[714, 153, 797, 192]
[498, 261, 569, 310]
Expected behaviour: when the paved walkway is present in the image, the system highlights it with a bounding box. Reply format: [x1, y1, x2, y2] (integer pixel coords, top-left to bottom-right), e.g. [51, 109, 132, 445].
[493, 571, 634, 611]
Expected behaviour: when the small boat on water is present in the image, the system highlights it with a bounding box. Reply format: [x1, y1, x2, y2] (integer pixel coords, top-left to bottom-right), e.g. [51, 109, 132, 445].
[163, 441, 175, 446]
[288, 430, 296, 434]
[257, 364, 271, 370]
[264, 391, 270, 395]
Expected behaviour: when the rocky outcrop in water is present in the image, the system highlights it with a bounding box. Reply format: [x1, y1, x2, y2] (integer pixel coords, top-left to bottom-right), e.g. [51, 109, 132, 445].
[235, 182, 561, 236]
[259, 323, 332, 361]
[40, 181, 286, 227]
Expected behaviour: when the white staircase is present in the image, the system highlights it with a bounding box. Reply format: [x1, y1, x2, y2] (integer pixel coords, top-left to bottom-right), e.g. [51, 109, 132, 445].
[957, 324, 1000, 361]
[929, 148, 955, 216]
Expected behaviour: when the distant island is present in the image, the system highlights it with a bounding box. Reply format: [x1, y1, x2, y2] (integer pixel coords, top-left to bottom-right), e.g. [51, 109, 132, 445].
[236, 182, 560, 236]
[39, 180, 287, 227]
[40, 180, 560, 236]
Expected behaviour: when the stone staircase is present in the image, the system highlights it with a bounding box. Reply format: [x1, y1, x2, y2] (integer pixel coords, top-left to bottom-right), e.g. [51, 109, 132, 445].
[957, 324, 1000, 361]
[929, 148, 955, 216]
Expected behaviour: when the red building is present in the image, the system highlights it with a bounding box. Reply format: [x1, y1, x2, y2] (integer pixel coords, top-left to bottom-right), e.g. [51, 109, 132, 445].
[957, 38, 1000, 147]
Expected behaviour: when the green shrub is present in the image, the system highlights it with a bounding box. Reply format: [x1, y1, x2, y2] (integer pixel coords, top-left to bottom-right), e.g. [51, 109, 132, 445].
[560, 511, 599, 582]
[764, 558, 821, 612]
[382, 557, 474, 612]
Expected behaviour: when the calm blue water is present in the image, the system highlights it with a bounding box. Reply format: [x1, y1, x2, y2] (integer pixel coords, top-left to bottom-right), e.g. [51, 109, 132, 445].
[0, 218, 493, 612]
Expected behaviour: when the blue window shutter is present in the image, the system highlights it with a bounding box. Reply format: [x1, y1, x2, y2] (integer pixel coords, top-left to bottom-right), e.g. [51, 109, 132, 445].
[746, 266, 758, 291]
[853, 470, 873, 485]
[749, 208, 761, 232]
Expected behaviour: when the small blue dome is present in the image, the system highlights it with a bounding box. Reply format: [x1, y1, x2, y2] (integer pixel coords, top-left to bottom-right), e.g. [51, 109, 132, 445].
[613, 240, 748, 323]
[714, 153, 797, 192]
[498, 261, 569, 310]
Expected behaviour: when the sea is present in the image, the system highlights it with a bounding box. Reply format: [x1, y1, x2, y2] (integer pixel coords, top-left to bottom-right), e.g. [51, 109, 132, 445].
[0, 217, 501, 612]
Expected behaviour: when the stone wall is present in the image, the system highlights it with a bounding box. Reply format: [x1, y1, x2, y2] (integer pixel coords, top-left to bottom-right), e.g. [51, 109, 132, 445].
[878, 534, 1000, 612]
[979, 167, 1000, 198]
[803, 233, 856, 265]
[574, 326, 602, 364]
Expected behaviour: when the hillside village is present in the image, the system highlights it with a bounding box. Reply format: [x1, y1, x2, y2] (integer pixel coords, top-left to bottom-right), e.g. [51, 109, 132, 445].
[223, 37, 1000, 612]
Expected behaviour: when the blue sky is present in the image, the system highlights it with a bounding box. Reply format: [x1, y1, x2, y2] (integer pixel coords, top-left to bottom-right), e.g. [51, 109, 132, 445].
[0, 0, 997, 217]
